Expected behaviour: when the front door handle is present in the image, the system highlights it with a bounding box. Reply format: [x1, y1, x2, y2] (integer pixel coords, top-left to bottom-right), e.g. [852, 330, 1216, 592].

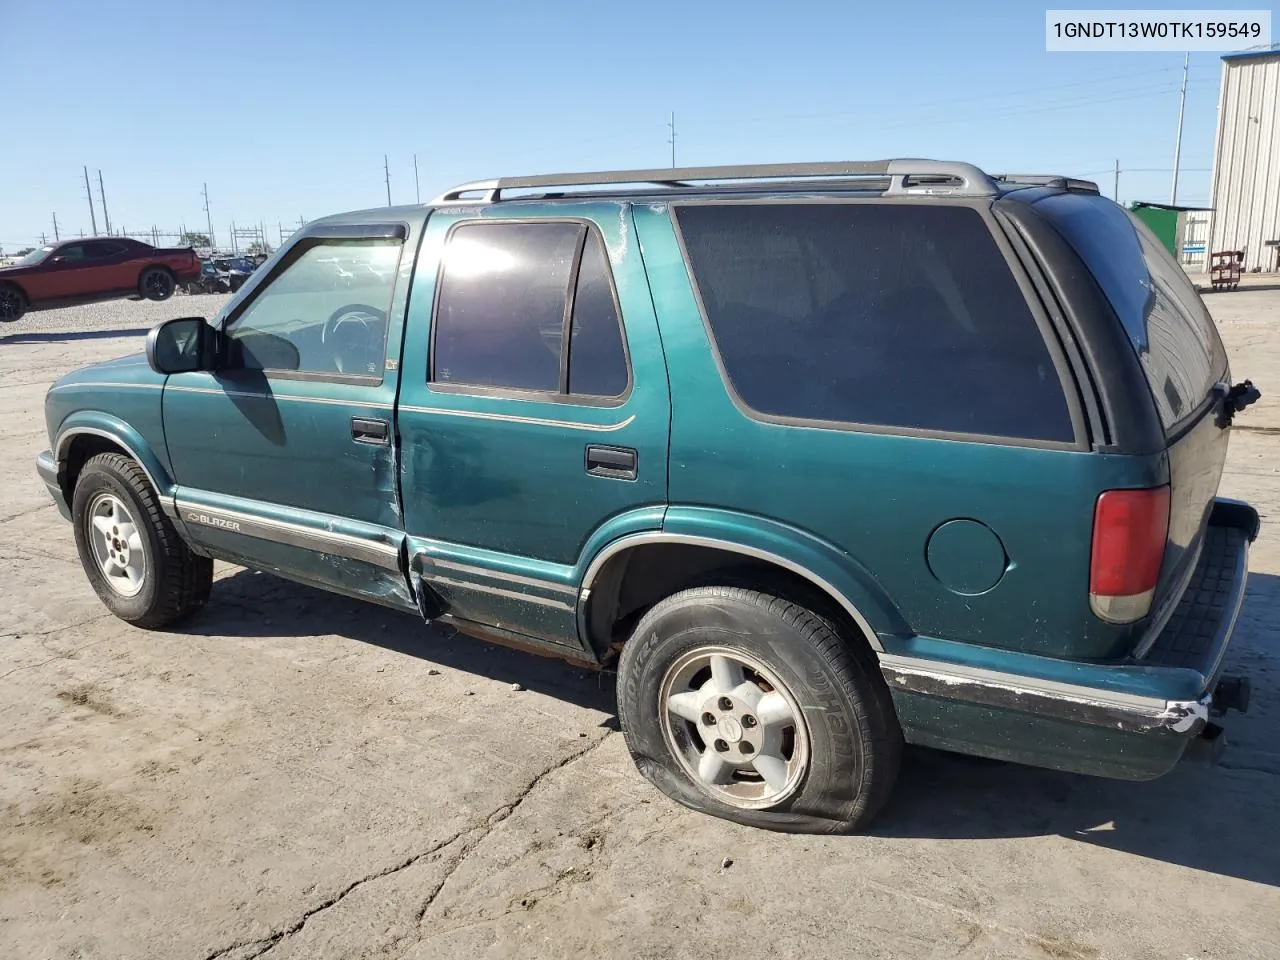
[586, 444, 637, 480]
[352, 417, 390, 445]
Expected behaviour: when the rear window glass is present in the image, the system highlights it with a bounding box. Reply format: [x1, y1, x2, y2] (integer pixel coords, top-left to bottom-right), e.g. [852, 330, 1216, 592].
[1034, 193, 1227, 432]
[673, 202, 1075, 442]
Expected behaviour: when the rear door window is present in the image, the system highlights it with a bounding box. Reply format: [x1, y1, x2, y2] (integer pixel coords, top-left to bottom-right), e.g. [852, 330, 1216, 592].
[672, 202, 1075, 442]
[432, 221, 629, 399]
[1034, 193, 1227, 433]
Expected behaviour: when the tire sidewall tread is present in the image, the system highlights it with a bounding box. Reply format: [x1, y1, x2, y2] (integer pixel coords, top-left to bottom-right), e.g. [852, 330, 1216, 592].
[71, 453, 211, 628]
[617, 585, 903, 834]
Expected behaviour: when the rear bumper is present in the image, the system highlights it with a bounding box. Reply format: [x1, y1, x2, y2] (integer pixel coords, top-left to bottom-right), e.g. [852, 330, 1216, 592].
[35, 450, 71, 520]
[881, 497, 1257, 778]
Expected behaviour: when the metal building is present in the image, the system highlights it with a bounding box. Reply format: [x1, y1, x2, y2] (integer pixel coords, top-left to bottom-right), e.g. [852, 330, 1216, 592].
[1207, 48, 1280, 273]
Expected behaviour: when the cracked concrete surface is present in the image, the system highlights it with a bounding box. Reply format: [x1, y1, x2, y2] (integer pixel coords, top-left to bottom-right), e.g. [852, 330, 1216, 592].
[2, 292, 1280, 959]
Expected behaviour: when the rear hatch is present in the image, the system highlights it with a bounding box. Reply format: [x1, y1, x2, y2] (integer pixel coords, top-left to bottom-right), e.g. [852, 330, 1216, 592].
[1035, 194, 1234, 641]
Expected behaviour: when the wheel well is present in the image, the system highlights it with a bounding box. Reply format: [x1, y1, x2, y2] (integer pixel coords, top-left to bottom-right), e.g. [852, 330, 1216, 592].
[0, 279, 28, 302]
[61, 435, 133, 501]
[584, 542, 874, 662]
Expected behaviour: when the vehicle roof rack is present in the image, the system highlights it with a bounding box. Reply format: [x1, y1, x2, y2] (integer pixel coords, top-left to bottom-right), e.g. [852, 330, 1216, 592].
[992, 174, 1101, 195]
[430, 159, 1000, 204]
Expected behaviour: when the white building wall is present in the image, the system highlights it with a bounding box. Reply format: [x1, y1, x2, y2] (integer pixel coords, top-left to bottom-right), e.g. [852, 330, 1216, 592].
[1207, 51, 1280, 273]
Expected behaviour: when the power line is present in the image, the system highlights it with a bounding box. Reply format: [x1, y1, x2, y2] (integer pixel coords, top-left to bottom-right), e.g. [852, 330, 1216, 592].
[689, 65, 1206, 132]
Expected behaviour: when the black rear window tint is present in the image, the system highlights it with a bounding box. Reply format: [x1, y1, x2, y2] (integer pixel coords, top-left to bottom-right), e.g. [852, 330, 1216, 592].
[1034, 193, 1227, 433]
[673, 202, 1074, 442]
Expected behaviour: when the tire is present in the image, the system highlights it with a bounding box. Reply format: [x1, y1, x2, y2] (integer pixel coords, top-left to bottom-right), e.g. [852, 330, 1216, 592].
[71, 453, 213, 628]
[0, 283, 27, 322]
[617, 585, 903, 833]
[138, 266, 176, 301]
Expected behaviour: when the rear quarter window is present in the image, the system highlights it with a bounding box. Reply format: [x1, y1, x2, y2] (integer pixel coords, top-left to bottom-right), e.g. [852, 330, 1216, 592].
[672, 202, 1076, 442]
[1033, 193, 1228, 434]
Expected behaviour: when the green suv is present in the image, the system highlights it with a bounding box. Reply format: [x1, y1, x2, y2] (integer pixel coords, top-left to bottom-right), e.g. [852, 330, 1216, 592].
[35, 160, 1262, 832]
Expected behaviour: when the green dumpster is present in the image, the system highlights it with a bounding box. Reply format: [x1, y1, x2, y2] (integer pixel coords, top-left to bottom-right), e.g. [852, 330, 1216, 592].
[1128, 201, 1212, 260]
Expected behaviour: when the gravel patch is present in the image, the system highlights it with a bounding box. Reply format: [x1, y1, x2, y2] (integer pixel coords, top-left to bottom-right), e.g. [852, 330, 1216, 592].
[0, 293, 232, 339]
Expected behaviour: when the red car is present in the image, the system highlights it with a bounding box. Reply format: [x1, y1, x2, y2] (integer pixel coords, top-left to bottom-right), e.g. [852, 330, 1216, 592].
[0, 237, 202, 322]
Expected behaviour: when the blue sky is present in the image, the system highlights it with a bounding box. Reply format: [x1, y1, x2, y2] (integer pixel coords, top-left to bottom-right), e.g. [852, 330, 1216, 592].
[0, 0, 1241, 251]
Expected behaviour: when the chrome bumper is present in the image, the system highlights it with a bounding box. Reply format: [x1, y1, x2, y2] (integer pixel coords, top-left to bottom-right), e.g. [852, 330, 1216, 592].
[881, 658, 1216, 736]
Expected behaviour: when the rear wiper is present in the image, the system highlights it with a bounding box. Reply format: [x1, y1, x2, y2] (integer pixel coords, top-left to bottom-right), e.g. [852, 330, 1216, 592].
[1216, 379, 1261, 428]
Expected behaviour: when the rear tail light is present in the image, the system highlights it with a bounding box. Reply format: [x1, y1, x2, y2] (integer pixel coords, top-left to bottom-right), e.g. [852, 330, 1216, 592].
[1089, 485, 1170, 623]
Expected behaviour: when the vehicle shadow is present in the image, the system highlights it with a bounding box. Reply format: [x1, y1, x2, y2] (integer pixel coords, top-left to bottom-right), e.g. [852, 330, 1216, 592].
[0, 327, 151, 343]
[192, 565, 1280, 885]
[186, 566, 618, 715]
[879, 571, 1280, 887]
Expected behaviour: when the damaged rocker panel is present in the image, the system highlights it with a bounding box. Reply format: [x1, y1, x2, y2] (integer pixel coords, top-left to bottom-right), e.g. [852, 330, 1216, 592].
[176, 499, 402, 572]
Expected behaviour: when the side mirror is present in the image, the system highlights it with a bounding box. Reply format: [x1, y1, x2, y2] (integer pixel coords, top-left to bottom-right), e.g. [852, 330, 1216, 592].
[146, 317, 218, 374]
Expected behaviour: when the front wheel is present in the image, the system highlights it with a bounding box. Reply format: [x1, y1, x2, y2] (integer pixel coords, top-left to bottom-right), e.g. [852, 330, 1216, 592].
[72, 453, 212, 627]
[0, 283, 27, 322]
[616, 585, 903, 833]
[138, 266, 176, 301]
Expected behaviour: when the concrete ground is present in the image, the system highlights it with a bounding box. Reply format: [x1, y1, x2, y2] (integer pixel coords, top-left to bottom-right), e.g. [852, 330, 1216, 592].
[2, 290, 1279, 960]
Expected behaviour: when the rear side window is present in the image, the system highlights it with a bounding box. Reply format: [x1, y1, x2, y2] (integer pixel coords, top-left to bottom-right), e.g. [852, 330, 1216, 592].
[432, 221, 629, 398]
[1035, 193, 1227, 433]
[673, 202, 1075, 442]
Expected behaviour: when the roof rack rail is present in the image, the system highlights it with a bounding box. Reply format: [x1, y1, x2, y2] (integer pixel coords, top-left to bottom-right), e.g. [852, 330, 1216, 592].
[993, 174, 1101, 195]
[430, 159, 1000, 204]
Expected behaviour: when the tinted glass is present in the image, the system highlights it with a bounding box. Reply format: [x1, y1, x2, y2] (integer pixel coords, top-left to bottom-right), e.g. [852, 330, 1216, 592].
[225, 239, 402, 376]
[57, 245, 85, 261]
[674, 203, 1074, 441]
[84, 241, 125, 259]
[1036, 193, 1227, 432]
[568, 233, 628, 397]
[433, 221, 581, 392]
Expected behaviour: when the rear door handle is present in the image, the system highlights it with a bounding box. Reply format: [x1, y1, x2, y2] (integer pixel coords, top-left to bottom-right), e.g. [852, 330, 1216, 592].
[586, 444, 637, 480]
[352, 417, 390, 445]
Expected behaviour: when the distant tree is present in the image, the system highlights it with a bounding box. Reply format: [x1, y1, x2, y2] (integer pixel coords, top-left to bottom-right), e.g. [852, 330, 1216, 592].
[245, 241, 272, 257]
[15, 247, 34, 256]
[179, 232, 212, 248]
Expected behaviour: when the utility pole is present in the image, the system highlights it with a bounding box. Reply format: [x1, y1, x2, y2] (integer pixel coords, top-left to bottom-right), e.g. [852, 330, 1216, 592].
[202, 182, 215, 248]
[52, 212, 60, 242]
[1114, 159, 1120, 201]
[83, 166, 98, 235]
[1171, 52, 1189, 205]
[384, 154, 392, 206]
[414, 153, 421, 204]
[98, 170, 112, 235]
[667, 111, 677, 168]
[40, 232, 47, 246]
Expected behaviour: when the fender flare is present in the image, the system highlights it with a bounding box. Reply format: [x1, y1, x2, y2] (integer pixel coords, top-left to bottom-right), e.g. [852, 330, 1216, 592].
[577, 506, 910, 653]
[54, 415, 178, 516]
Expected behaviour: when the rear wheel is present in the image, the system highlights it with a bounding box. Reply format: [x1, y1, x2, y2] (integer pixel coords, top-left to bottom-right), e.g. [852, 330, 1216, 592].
[616, 585, 903, 833]
[72, 453, 212, 627]
[138, 266, 176, 301]
[0, 283, 27, 322]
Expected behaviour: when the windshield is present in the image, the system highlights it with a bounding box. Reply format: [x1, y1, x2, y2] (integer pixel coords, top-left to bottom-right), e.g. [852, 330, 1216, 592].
[18, 246, 54, 266]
